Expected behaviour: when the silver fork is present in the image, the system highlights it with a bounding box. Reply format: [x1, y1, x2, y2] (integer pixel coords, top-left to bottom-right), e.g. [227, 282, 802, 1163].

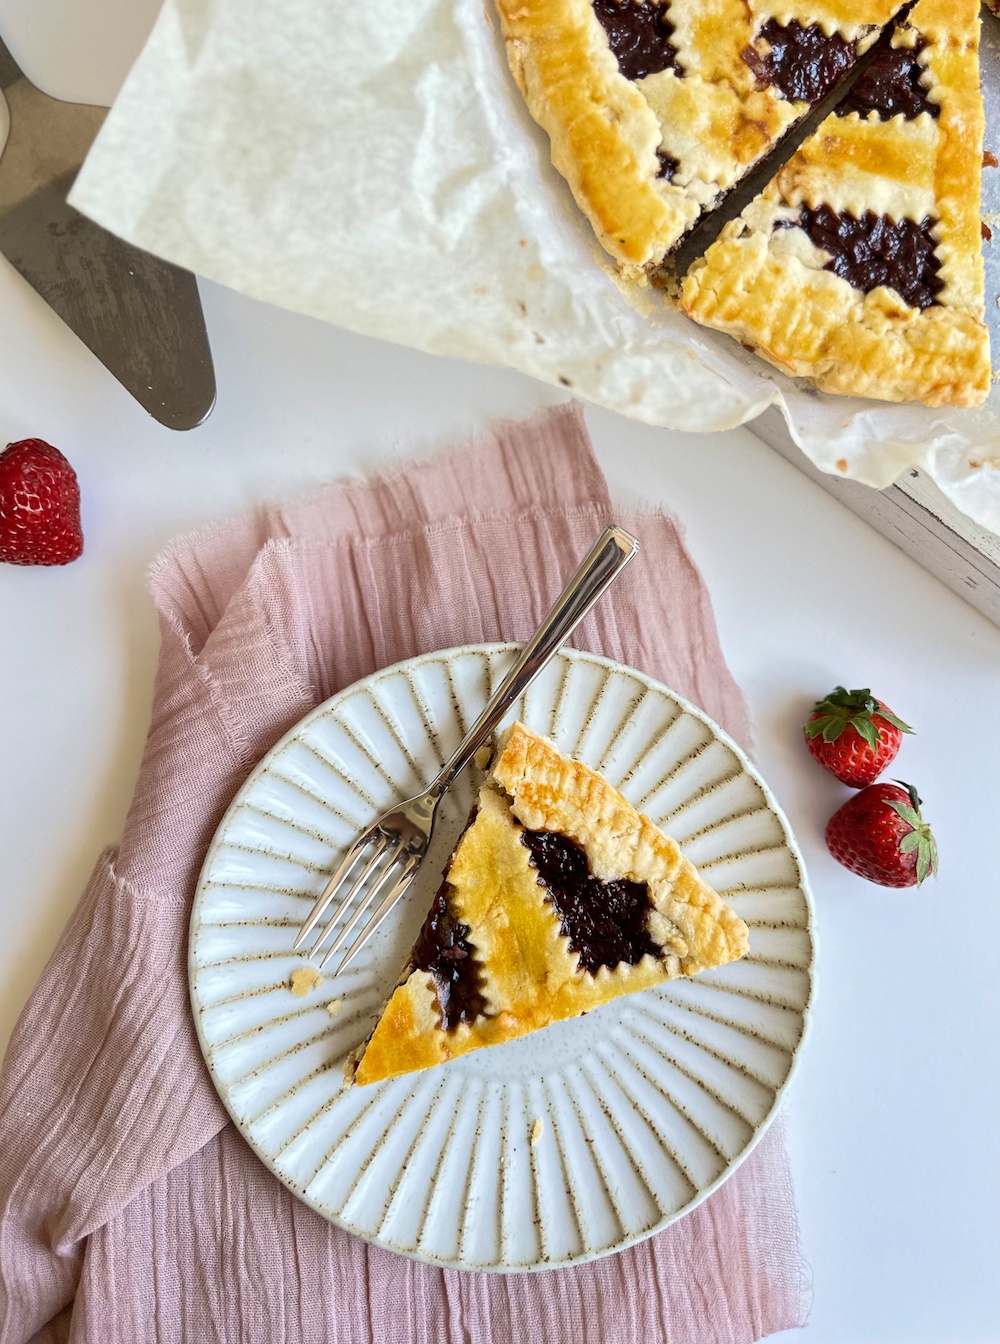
[294, 525, 639, 973]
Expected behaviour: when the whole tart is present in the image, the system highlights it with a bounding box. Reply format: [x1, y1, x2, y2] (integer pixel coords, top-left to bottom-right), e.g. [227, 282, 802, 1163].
[349, 722, 749, 1087]
[494, 0, 908, 275]
[680, 0, 991, 407]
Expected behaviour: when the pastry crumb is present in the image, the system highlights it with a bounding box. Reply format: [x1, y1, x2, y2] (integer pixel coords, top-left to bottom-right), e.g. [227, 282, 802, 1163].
[531, 1117, 544, 1146]
[289, 965, 323, 996]
[326, 997, 343, 1018]
[473, 744, 492, 771]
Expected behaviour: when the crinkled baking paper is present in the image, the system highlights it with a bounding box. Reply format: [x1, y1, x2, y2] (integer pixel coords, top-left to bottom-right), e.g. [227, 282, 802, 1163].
[70, 0, 1000, 532]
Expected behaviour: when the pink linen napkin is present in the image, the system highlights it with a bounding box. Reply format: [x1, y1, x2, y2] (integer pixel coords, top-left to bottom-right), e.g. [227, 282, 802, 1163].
[0, 404, 806, 1344]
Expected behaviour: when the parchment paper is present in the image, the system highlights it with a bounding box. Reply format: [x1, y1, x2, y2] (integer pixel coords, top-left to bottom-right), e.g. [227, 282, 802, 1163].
[69, 0, 1000, 532]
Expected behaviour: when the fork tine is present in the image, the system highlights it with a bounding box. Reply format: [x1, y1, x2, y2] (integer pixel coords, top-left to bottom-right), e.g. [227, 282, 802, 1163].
[308, 834, 395, 956]
[333, 851, 422, 974]
[293, 832, 385, 952]
[318, 837, 405, 968]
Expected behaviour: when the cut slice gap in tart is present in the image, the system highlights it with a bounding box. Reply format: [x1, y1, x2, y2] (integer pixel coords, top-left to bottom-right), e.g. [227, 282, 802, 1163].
[494, 0, 911, 277]
[680, 0, 991, 407]
[348, 722, 749, 1087]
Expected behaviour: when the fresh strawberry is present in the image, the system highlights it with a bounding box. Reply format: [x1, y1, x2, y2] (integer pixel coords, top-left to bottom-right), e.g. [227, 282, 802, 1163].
[825, 782, 937, 888]
[803, 685, 912, 787]
[0, 438, 83, 566]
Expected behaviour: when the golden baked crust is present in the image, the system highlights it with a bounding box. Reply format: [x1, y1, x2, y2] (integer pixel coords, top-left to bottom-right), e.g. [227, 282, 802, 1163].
[352, 723, 749, 1087]
[494, 0, 906, 274]
[681, 0, 991, 407]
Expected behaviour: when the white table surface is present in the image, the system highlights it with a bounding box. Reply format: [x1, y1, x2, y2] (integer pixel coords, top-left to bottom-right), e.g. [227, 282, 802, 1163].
[1, 9, 999, 1343]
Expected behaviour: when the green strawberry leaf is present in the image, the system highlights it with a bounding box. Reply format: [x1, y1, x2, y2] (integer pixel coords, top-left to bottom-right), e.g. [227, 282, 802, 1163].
[916, 842, 933, 885]
[852, 716, 880, 751]
[898, 832, 922, 853]
[875, 706, 913, 734]
[803, 719, 829, 739]
[887, 801, 922, 829]
[925, 833, 939, 880]
[813, 686, 872, 714]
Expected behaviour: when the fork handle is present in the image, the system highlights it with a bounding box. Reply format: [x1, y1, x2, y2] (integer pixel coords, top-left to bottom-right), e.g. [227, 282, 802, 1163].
[433, 525, 639, 794]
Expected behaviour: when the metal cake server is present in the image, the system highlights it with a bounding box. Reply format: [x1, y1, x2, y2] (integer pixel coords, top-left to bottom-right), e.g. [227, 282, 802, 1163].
[0, 35, 215, 430]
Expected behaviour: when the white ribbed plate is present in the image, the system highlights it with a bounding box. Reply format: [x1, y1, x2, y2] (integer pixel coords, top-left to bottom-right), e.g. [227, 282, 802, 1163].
[190, 644, 813, 1271]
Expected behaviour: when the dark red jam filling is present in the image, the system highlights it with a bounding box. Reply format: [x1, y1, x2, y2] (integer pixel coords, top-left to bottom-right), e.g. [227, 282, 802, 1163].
[412, 878, 487, 1032]
[743, 19, 858, 105]
[521, 829, 660, 974]
[591, 0, 679, 82]
[656, 149, 679, 181]
[777, 204, 944, 309]
[837, 40, 937, 121]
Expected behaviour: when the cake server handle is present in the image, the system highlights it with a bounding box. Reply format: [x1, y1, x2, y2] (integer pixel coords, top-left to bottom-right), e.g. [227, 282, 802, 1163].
[433, 525, 640, 794]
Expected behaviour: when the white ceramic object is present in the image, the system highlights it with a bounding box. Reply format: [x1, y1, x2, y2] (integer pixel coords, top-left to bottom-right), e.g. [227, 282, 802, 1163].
[190, 644, 813, 1271]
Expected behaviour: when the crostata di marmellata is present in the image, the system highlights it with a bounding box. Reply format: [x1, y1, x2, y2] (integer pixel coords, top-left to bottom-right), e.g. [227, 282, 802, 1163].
[494, 0, 992, 408]
[495, 0, 910, 274]
[681, 0, 991, 407]
[349, 722, 749, 1087]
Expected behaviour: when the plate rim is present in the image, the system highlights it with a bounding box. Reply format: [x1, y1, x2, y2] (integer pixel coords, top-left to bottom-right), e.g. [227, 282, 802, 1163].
[189, 641, 815, 1272]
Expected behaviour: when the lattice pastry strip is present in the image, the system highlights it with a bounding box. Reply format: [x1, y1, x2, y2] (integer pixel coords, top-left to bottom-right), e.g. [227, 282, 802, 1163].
[494, 0, 909, 274]
[681, 0, 990, 407]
